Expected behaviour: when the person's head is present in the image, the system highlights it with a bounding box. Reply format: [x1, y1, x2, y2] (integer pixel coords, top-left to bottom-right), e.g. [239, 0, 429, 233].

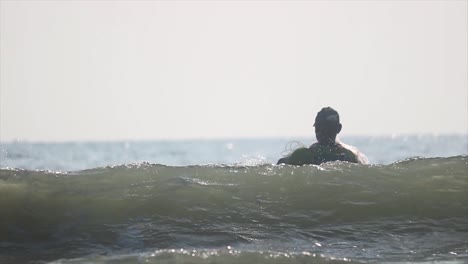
[314, 107, 342, 144]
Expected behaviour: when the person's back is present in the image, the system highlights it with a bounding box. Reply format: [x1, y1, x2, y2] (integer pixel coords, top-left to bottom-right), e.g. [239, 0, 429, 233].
[308, 142, 358, 164]
[277, 107, 368, 165]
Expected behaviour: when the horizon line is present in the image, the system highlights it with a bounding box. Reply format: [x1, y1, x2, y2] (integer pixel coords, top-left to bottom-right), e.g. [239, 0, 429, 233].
[1, 132, 467, 144]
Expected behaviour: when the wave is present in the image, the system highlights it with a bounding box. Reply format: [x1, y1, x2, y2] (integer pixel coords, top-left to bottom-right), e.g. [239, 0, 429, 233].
[1, 156, 466, 221]
[0, 156, 467, 263]
[48, 249, 360, 264]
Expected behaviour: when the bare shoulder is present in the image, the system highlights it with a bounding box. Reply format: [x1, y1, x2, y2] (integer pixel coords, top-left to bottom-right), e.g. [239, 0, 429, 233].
[308, 142, 320, 150]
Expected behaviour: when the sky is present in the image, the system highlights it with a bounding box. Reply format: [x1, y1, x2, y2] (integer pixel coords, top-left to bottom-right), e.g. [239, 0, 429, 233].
[0, 1, 467, 142]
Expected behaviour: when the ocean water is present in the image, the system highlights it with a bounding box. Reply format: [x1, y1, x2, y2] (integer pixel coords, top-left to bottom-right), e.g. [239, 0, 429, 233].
[0, 135, 467, 264]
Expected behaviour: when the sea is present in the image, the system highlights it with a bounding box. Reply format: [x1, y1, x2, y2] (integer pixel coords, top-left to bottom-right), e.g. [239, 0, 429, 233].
[0, 135, 467, 264]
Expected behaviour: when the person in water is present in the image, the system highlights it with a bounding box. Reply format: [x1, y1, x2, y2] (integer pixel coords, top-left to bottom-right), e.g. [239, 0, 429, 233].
[277, 107, 368, 165]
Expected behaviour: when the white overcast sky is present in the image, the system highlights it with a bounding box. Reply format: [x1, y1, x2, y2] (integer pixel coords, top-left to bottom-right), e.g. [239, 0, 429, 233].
[1, 1, 467, 142]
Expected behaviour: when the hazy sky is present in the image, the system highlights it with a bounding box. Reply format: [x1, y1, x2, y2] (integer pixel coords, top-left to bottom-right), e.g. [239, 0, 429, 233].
[1, 1, 467, 142]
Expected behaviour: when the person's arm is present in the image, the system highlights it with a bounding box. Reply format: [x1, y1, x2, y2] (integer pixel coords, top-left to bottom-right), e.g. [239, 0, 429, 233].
[337, 142, 367, 164]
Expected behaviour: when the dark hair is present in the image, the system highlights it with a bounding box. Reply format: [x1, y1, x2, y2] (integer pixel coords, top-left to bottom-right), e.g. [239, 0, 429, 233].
[314, 107, 340, 127]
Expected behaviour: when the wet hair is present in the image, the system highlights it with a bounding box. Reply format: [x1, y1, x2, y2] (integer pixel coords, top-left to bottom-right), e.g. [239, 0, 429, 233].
[314, 107, 340, 127]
